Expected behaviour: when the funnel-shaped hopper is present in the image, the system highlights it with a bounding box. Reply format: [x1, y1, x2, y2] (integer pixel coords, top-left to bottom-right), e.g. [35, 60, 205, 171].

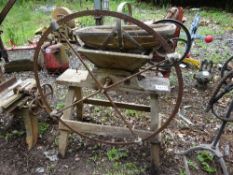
[78, 48, 152, 72]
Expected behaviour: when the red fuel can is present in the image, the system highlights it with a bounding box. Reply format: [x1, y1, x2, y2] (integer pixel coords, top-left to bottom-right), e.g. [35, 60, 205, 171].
[43, 43, 69, 74]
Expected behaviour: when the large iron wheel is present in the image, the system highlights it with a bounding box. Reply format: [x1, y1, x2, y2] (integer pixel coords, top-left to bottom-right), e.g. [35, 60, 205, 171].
[33, 10, 185, 145]
[207, 70, 233, 122]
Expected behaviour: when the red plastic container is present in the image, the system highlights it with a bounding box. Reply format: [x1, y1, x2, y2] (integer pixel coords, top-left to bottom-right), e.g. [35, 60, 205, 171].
[43, 44, 69, 74]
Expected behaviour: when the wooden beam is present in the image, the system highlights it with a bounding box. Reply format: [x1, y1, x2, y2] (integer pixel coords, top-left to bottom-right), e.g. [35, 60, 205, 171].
[59, 118, 153, 139]
[0, 76, 17, 93]
[84, 98, 150, 112]
[4, 59, 34, 73]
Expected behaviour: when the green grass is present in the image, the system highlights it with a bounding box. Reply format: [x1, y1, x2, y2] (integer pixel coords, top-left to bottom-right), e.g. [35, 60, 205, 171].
[105, 162, 145, 175]
[1, 0, 232, 46]
[0, 0, 159, 46]
[38, 121, 49, 135]
[107, 147, 128, 161]
[200, 9, 233, 28]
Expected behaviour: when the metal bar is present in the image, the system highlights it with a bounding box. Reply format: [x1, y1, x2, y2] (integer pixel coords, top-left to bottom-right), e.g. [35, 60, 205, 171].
[0, 0, 17, 25]
[103, 91, 138, 138]
[60, 32, 103, 90]
[0, 37, 9, 62]
[84, 98, 150, 112]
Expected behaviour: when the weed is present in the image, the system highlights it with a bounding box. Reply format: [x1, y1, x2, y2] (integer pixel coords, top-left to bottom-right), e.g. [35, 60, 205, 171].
[4, 130, 24, 141]
[179, 168, 187, 175]
[5, 26, 19, 45]
[53, 136, 59, 147]
[187, 159, 198, 170]
[56, 102, 65, 110]
[125, 109, 138, 118]
[38, 122, 49, 135]
[90, 151, 100, 163]
[94, 106, 101, 113]
[107, 147, 128, 161]
[106, 162, 145, 175]
[196, 151, 217, 173]
[200, 9, 233, 28]
[47, 164, 56, 173]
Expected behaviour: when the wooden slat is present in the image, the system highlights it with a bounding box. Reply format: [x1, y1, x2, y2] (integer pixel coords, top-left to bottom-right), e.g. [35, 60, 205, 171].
[0, 78, 36, 112]
[56, 69, 170, 94]
[84, 98, 150, 112]
[4, 59, 34, 73]
[59, 118, 153, 139]
[0, 77, 17, 93]
[0, 93, 23, 109]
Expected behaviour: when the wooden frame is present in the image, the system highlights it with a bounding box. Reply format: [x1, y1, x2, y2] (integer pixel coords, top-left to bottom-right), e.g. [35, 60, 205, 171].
[57, 69, 169, 170]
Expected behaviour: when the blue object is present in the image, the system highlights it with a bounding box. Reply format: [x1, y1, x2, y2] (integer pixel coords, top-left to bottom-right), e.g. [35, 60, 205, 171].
[190, 14, 205, 42]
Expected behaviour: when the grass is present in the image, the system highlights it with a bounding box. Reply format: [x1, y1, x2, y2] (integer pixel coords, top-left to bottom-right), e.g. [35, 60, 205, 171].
[0, 0, 161, 46]
[200, 9, 233, 28]
[107, 147, 128, 161]
[105, 147, 145, 175]
[1, 1, 49, 45]
[106, 162, 145, 175]
[2, 130, 24, 142]
[1, 0, 232, 48]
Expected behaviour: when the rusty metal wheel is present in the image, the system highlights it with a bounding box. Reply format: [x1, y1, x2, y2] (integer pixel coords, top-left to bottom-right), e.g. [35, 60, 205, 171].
[207, 70, 233, 122]
[33, 10, 185, 145]
[153, 19, 192, 65]
[221, 56, 233, 79]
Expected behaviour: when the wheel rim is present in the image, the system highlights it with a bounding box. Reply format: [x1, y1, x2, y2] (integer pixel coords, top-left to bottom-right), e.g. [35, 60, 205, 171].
[33, 10, 184, 145]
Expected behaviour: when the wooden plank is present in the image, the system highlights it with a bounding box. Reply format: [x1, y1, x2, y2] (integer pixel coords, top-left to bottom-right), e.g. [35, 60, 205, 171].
[22, 108, 38, 150]
[84, 98, 150, 112]
[0, 93, 23, 112]
[150, 94, 161, 171]
[0, 76, 17, 93]
[56, 69, 170, 94]
[75, 87, 83, 120]
[56, 69, 89, 87]
[4, 59, 34, 73]
[59, 87, 76, 157]
[59, 118, 153, 139]
[0, 78, 36, 112]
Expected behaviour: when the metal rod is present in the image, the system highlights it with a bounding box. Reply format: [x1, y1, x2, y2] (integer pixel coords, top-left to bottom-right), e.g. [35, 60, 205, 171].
[60, 33, 104, 90]
[103, 91, 138, 138]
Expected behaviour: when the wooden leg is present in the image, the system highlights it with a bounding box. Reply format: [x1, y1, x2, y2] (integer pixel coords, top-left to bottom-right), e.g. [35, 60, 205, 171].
[150, 94, 161, 174]
[31, 114, 38, 146]
[74, 87, 83, 120]
[22, 108, 38, 150]
[58, 87, 76, 157]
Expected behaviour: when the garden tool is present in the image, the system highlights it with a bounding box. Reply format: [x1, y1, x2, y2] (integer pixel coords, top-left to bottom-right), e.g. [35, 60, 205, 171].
[179, 70, 233, 175]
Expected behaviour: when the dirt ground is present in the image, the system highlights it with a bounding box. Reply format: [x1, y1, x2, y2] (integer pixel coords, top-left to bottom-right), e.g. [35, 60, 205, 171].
[0, 8, 233, 175]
